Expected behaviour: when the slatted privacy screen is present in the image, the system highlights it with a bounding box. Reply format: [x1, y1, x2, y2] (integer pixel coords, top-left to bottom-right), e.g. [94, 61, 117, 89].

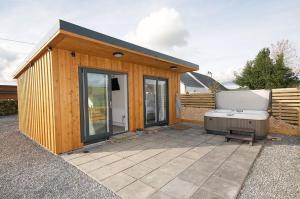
[272, 88, 300, 126]
[180, 93, 215, 108]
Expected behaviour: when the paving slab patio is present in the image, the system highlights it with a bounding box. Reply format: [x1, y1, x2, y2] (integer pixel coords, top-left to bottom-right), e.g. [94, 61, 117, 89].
[61, 125, 263, 199]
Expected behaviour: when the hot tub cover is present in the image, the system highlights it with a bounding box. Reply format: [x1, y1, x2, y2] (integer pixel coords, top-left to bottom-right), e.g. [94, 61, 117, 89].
[216, 90, 271, 111]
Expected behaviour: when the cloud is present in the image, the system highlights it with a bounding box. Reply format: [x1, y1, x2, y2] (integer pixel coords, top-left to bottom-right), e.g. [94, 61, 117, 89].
[0, 47, 24, 83]
[124, 8, 188, 51]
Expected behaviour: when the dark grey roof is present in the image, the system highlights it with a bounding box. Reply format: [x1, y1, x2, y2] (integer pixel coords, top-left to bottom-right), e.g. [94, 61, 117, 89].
[180, 73, 204, 88]
[190, 72, 227, 90]
[14, 20, 199, 78]
[59, 20, 199, 69]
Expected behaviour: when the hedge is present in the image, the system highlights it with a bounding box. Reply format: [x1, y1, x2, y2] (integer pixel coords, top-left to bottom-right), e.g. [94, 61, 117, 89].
[0, 100, 18, 116]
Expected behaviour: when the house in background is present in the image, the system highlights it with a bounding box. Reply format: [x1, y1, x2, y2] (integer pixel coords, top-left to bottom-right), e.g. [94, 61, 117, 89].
[0, 85, 17, 100]
[180, 72, 227, 94]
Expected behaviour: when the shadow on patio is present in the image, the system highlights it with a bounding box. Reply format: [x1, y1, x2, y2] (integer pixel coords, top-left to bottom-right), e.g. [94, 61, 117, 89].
[61, 123, 263, 199]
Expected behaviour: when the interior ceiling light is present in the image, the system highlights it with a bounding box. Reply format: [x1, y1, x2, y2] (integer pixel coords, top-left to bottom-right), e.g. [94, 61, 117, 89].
[113, 52, 124, 58]
[170, 66, 177, 70]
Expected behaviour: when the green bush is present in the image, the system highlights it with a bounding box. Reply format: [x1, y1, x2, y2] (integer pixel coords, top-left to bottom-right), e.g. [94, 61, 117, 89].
[0, 100, 18, 116]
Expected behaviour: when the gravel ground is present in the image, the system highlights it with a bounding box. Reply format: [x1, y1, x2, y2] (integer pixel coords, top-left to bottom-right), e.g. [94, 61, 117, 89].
[1, 115, 300, 199]
[0, 115, 120, 199]
[0, 114, 19, 133]
[238, 134, 300, 199]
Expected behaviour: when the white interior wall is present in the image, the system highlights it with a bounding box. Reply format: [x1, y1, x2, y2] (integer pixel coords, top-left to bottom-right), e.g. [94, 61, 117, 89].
[111, 74, 128, 130]
[180, 82, 186, 94]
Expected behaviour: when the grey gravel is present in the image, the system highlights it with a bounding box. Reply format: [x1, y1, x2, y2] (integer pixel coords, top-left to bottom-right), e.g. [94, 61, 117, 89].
[0, 114, 19, 133]
[0, 115, 120, 199]
[238, 134, 300, 199]
[2, 115, 300, 199]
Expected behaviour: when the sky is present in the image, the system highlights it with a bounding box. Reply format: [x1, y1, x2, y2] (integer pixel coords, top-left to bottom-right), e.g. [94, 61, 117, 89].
[0, 0, 299, 88]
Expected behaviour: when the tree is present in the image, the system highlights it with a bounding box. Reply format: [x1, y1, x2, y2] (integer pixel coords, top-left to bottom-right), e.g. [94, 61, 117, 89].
[271, 40, 300, 77]
[235, 48, 299, 89]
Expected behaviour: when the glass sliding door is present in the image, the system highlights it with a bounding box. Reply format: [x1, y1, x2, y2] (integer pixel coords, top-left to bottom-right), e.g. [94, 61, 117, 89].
[157, 80, 167, 122]
[145, 79, 157, 125]
[144, 77, 168, 127]
[80, 69, 111, 143]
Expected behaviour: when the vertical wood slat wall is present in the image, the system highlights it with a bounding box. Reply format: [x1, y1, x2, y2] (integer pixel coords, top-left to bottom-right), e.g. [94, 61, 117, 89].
[52, 48, 180, 153]
[18, 48, 181, 154]
[17, 51, 57, 153]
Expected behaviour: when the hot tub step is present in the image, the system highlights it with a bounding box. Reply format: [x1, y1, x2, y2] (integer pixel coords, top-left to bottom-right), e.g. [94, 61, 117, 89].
[226, 128, 255, 145]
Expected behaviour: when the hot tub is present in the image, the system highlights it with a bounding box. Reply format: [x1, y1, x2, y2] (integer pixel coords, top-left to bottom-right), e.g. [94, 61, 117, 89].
[204, 90, 271, 139]
[204, 109, 269, 139]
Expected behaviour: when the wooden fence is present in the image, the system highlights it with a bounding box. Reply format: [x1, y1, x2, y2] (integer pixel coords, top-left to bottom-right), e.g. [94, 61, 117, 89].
[271, 88, 300, 126]
[180, 93, 215, 108]
[181, 88, 300, 135]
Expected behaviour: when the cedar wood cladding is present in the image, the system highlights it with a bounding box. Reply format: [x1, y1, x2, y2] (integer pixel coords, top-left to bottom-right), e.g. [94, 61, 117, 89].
[16, 20, 198, 154]
[17, 49, 181, 153]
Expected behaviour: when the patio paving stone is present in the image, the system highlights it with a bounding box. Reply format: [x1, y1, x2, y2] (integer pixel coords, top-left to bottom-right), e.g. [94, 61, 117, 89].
[127, 148, 166, 163]
[102, 172, 136, 192]
[181, 144, 215, 160]
[61, 124, 263, 199]
[214, 159, 249, 184]
[88, 151, 114, 160]
[206, 135, 227, 145]
[115, 144, 148, 158]
[231, 144, 262, 163]
[160, 177, 198, 199]
[191, 188, 223, 199]
[141, 156, 195, 189]
[90, 159, 135, 181]
[201, 175, 241, 199]
[140, 147, 191, 169]
[148, 191, 174, 199]
[68, 154, 95, 166]
[159, 156, 195, 175]
[98, 154, 122, 164]
[140, 168, 176, 189]
[178, 164, 212, 186]
[123, 164, 153, 179]
[60, 152, 86, 161]
[117, 180, 155, 199]
[78, 159, 108, 172]
[200, 144, 239, 165]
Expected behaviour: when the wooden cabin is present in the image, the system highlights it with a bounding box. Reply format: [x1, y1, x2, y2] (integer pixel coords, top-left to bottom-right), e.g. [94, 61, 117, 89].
[14, 20, 199, 154]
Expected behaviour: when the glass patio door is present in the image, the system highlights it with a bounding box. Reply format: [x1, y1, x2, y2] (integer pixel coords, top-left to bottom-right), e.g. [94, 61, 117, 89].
[80, 69, 111, 143]
[158, 80, 167, 122]
[144, 77, 168, 127]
